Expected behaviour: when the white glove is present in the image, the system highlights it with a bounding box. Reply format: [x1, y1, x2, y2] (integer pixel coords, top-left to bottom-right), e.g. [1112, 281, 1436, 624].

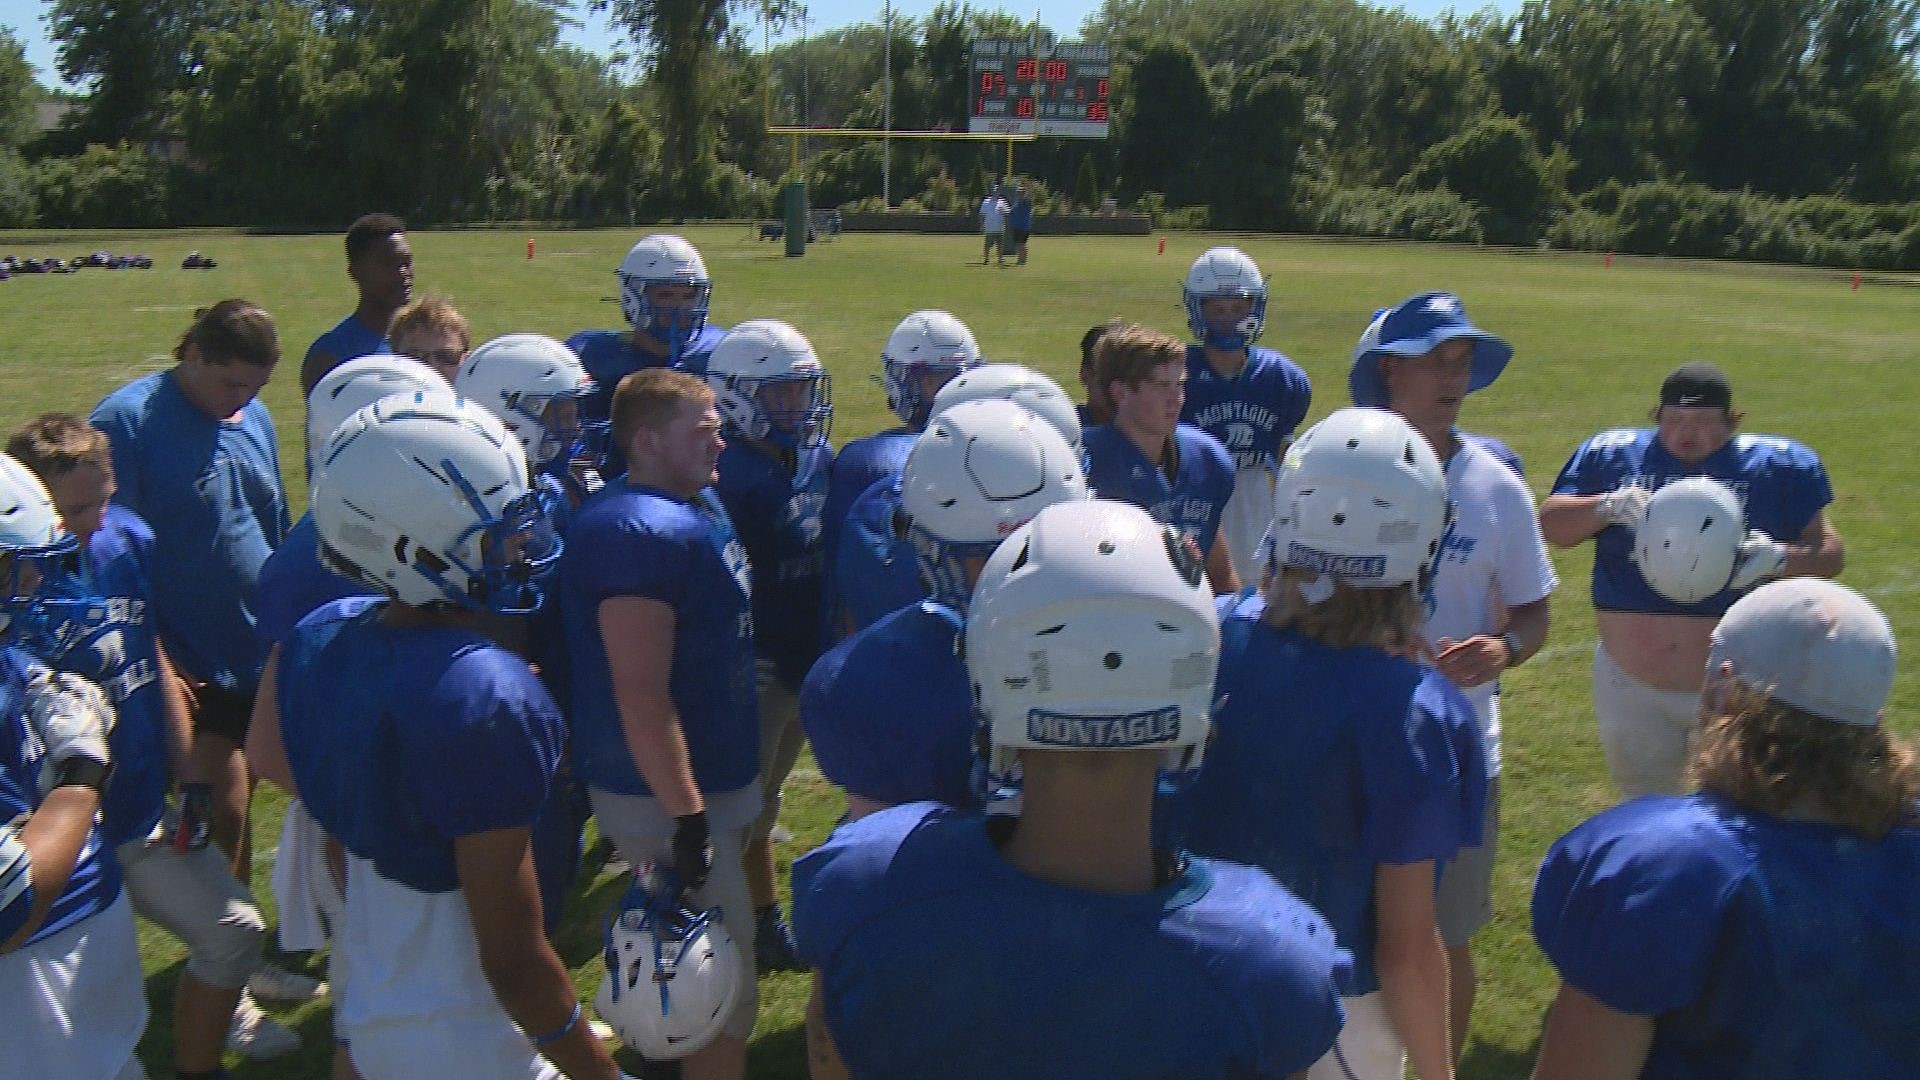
[24, 666, 114, 793]
[1727, 530, 1789, 592]
[1593, 484, 1652, 527]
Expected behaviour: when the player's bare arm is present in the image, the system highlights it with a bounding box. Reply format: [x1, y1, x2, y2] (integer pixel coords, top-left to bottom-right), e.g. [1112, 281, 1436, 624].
[599, 595, 703, 818]
[805, 970, 851, 1080]
[1785, 510, 1844, 578]
[244, 647, 295, 792]
[1531, 983, 1654, 1080]
[457, 826, 621, 1080]
[0, 784, 101, 954]
[1375, 859, 1454, 1080]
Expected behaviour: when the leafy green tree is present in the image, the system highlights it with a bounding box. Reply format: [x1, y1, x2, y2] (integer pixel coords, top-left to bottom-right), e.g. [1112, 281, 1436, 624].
[1408, 115, 1560, 243]
[47, 0, 244, 145]
[1074, 151, 1100, 210]
[1208, 69, 1311, 228]
[1113, 38, 1211, 204]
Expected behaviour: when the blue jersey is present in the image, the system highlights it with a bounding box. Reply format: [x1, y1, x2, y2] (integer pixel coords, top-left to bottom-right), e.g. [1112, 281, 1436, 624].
[714, 440, 833, 690]
[1460, 429, 1524, 478]
[822, 431, 915, 600]
[0, 647, 122, 945]
[567, 327, 727, 476]
[1534, 794, 1920, 1079]
[800, 602, 975, 810]
[1084, 423, 1236, 555]
[304, 314, 387, 374]
[40, 506, 171, 847]
[279, 598, 564, 894]
[1180, 593, 1485, 995]
[1550, 429, 1832, 616]
[91, 371, 289, 693]
[834, 475, 926, 635]
[254, 511, 370, 658]
[1181, 345, 1311, 473]
[562, 483, 757, 798]
[792, 803, 1349, 1079]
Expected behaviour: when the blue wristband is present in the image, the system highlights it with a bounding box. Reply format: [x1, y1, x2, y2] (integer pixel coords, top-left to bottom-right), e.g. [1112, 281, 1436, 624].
[531, 1001, 582, 1048]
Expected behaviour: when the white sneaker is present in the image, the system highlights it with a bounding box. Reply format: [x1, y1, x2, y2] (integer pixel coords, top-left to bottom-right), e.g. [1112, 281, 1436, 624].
[247, 964, 328, 1002]
[227, 990, 302, 1060]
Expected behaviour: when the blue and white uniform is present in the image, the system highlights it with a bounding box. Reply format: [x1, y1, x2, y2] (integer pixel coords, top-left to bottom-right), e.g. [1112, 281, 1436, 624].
[91, 371, 289, 697]
[562, 483, 757, 802]
[255, 510, 368, 661]
[833, 474, 925, 635]
[305, 314, 388, 375]
[800, 601, 975, 812]
[1083, 423, 1235, 556]
[280, 597, 567, 1078]
[1183, 594, 1485, 999]
[0, 647, 145, 1080]
[567, 326, 728, 476]
[1182, 344, 1311, 583]
[1534, 794, 1920, 1079]
[1549, 429, 1831, 618]
[793, 802, 1350, 1079]
[714, 439, 833, 693]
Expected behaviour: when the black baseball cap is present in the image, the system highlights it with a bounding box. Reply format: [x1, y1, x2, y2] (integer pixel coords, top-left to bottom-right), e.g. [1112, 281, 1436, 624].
[1660, 361, 1733, 409]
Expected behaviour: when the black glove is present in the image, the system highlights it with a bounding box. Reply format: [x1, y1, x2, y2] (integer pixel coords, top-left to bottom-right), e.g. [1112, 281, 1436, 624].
[671, 811, 712, 891]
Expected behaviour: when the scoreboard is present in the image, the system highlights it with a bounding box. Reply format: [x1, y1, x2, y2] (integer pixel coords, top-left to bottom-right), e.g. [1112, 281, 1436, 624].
[968, 39, 1110, 138]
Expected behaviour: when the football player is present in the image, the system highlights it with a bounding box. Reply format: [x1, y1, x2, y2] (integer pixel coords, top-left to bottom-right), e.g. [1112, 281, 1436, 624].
[250, 392, 619, 1080]
[1181, 409, 1487, 1080]
[8, 421, 302, 1069]
[1082, 324, 1239, 593]
[1349, 292, 1557, 1059]
[0, 454, 143, 1080]
[703, 319, 833, 974]
[568, 234, 727, 475]
[802, 398, 1087, 821]
[561, 369, 759, 1080]
[819, 310, 980, 639]
[1179, 246, 1312, 586]
[388, 294, 472, 383]
[90, 301, 291, 885]
[792, 499, 1349, 1079]
[1539, 361, 1843, 799]
[833, 361, 1081, 636]
[302, 212, 412, 394]
[1531, 578, 1916, 1079]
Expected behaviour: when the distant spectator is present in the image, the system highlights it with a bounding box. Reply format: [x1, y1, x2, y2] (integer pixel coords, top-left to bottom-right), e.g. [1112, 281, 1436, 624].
[978, 187, 1010, 266]
[1010, 183, 1034, 266]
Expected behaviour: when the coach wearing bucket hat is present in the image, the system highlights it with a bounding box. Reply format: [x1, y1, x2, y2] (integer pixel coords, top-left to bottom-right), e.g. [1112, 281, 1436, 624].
[1349, 291, 1557, 1062]
[1539, 361, 1844, 803]
[1530, 577, 1919, 1080]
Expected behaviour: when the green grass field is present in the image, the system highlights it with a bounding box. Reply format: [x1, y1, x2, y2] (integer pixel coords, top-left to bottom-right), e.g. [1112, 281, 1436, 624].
[1, 226, 1914, 1078]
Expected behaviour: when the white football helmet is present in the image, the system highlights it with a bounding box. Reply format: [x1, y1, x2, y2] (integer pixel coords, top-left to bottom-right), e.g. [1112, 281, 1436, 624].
[0, 453, 80, 641]
[306, 354, 449, 456]
[455, 334, 596, 468]
[595, 872, 746, 1061]
[1184, 246, 1268, 349]
[705, 319, 831, 447]
[1636, 477, 1744, 603]
[901, 399, 1088, 609]
[881, 310, 982, 427]
[929, 363, 1081, 449]
[311, 391, 560, 613]
[1264, 408, 1450, 593]
[617, 234, 712, 336]
[967, 499, 1219, 781]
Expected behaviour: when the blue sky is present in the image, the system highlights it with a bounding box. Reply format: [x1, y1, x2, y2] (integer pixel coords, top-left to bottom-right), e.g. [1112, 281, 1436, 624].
[3, 0, 1518, 88]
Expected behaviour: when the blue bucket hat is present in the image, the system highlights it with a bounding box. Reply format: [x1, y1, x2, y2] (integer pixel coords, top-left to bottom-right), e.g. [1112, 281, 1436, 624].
[1348, 292, 1513, 408]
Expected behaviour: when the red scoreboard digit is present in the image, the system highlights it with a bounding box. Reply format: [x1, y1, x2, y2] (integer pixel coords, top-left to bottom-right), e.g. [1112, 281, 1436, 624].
[969, 39, 1111, 137]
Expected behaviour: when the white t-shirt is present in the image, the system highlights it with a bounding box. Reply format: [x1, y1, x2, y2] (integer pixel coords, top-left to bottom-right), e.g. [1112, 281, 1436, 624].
[979, 196, 1008, 232]
[1424, 439, 1557, 776]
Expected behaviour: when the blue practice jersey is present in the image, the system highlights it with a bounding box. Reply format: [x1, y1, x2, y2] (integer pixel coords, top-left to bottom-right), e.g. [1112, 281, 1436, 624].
[0, 647, 122, 945]
[34, 505, 172, 847]
[792, 803, 1350, 1079]
[714, 440, 833, 690]
[304, 314, 387, 375]
[1084, 423, 1236, 555]
[800, 602, 975, 810]
[567, 327, 727, 476]
[1182, 345, 1311, 473]
[562, 482, 757, 798]
[254, 511, 370, 659]
[1551, 429, 1832, 616]
[1534, 794, 1920, 1079]
[92, 372, 289, 693]
[279, 598, 564, 894]
[821, 430, 916, 626]
[834, 475, 927, 635]
[1180, 593, 1485, 995]
[1460, 429, 1524, 479]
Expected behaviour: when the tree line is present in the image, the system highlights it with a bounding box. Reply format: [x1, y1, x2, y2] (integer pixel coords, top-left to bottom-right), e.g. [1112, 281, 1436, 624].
[3, 0, 1917, 268]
